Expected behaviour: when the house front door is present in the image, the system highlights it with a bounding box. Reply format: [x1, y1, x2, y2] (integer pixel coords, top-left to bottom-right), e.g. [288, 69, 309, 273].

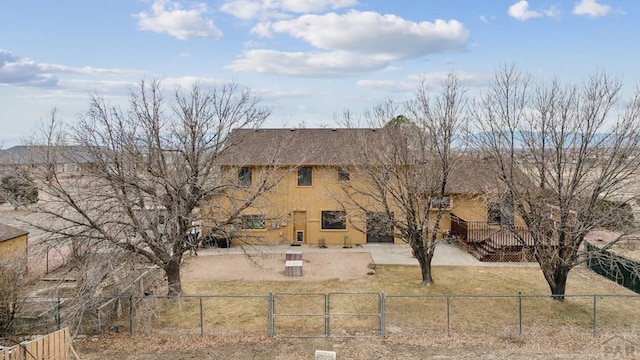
[293, 211, 307, 244]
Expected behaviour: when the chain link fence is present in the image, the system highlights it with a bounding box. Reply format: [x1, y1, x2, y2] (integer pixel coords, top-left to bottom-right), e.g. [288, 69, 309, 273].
[10, 293, 640, 338]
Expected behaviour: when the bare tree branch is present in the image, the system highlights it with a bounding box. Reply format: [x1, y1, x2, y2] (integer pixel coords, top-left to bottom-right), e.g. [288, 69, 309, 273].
[26, 79, 284, 296]
[473, 65, 640, 300]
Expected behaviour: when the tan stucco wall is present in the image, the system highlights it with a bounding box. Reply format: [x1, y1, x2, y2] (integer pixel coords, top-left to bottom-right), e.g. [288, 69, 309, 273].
[450, 195, 487, 222]
[450, 194, 526, 227]
[207, 166, 398, 245]
[0, 234, 28, 266]
[209, 166, 371, 246]
[206, 165, 508, 246]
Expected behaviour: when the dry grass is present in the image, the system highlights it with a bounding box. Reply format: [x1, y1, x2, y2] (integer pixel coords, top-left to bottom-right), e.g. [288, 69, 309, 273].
[182, 264, 628, 295]
[148, 265, 640, 337]
[605, 239, 640, 261]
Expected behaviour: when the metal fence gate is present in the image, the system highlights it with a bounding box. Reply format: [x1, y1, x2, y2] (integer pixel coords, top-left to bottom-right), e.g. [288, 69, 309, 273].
[271, 292, 383, 337]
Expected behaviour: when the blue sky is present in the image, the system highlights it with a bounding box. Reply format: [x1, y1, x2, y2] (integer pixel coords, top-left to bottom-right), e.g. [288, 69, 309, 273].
[0, 0, 636, 146]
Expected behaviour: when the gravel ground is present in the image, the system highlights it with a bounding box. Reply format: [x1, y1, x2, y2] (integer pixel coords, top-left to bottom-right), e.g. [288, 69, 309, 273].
[181, 251, 374, 282]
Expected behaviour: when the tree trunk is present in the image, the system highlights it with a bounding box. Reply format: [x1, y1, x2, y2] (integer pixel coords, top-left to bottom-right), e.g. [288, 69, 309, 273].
[165, 259, 182, 296]
[547, 269, 568, 301]
[414, 246, 434, 285]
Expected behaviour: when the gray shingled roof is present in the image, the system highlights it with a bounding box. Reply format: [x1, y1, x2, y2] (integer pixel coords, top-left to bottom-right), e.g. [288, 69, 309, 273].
[0, 146, 95, 166]
[219, 128, 504, 194]
[0, 223, 28, 243]
[446, 158, 502, 194]
[219, 128, 397, 166]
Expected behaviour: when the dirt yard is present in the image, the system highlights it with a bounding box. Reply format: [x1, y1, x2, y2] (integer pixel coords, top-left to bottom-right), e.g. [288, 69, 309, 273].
[75, 331, 621, 360]
[180, 251, 375, 282]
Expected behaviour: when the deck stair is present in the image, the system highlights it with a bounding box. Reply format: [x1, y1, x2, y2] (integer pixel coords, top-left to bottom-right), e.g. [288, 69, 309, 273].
[451, 215, 535, 262]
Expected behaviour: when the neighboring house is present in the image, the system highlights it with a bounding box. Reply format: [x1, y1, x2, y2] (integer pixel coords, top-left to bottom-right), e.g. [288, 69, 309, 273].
[0, 223, 29, 270]
[0, 145, 98, 176]
[208, 128, 531, 261]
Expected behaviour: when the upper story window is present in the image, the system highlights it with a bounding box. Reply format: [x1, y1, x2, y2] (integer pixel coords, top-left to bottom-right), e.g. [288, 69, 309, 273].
[338, 167, 350, 181]
[321, 211, 347, 229]
[241, 215, 265, 229]
[431, 195, 451, 209]
[487, 201, 514, 226]
[298, 166, 312, 186]
[380, 169, 390, 182]
[238, 167, 252, 186]
[487, 202, 502, 224]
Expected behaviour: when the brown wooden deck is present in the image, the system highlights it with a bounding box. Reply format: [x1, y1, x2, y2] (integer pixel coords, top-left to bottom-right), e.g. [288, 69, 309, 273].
[450, 214, 536, 262]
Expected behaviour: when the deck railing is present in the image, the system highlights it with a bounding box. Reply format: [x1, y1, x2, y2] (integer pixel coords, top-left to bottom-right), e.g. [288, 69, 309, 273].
[450, 214, 533, 247]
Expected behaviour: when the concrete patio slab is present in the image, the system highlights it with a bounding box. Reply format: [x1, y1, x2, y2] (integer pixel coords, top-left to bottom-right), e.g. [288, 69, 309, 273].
[197, 242, 539, 268]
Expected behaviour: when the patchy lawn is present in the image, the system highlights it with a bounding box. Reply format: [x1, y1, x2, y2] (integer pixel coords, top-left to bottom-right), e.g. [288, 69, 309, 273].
[76, 255, 640, 359]
[179, 255, 634, 296]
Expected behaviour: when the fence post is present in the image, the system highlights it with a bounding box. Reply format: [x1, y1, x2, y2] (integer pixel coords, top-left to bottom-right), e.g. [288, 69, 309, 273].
[268, 292, 274, 337]
[446, 296, 450, 337]
[379, 293, 386, 338]
[518, 292, 522, 336]
[97, 308, 101, 334]
[593, 295, 597, 336]
[129, 295, 134, 336]
[324, 294, 330, 337]
[56, 297, 61, 330]
[200, 297, 204, 336]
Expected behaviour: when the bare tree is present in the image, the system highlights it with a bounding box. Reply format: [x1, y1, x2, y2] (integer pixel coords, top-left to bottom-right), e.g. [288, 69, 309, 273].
[0, 256, 26, 337]
[339, 74, 469, 285]
[474, 65, 640, 300]
[28, 79, 285, 295]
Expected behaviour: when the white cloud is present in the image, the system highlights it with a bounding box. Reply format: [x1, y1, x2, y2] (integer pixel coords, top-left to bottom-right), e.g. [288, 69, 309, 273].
[252, 87, 313, 100]
[227, 10, 469, 77]
[508, 1, 542, 21]
[135, 0, 222, 40]
[279, 0, 357, 13]
[573, 0, 611, 17]
[220, 0, 268, 21]
[232, 11, 469, 77]
[161, 76, 229, 90]
[20, 92, 93, 101]
[226, 49, 389, 77]
[250, 21, 273, 37]
[544, 5, 561, 18]
[508, 1, 560, 21]
[358, 71, 488, 93]
[382, 66, 403, 73]
[357, 79, 414, 92]
[0, 50, 58, 87]
[0, 49, 143, 89]
[39, 64, 140, 77]
[220, 0, 358, 20]
[258, 11, 468, 57]
[56, 79, 138, 94]
[407, 71, 488, 87]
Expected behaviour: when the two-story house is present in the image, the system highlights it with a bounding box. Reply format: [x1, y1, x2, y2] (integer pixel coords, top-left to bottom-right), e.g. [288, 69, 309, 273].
[207, 128, 530, 259]
[210, 128, 390, 246]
